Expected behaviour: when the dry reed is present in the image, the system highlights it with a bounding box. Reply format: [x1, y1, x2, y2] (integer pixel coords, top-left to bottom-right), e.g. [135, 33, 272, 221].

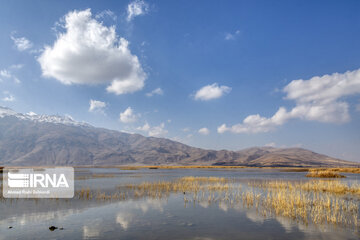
[119, 177, 359, 228]
[249, 180, 360, 195]
[46, 175, 360, 230]
[306, 170, 345, 178]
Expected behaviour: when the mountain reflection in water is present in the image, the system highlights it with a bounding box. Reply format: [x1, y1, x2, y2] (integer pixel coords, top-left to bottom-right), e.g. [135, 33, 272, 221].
[0, 168, 359, 240]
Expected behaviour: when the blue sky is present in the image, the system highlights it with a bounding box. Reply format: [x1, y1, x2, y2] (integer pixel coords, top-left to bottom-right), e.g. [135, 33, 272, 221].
[0, 0, 360, 161]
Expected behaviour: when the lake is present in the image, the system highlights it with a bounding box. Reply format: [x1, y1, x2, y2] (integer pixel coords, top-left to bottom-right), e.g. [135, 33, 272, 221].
[1, 167, 359, 240]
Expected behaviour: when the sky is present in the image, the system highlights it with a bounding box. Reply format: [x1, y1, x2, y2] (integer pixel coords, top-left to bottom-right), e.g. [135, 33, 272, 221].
[0, 0, 360, 162]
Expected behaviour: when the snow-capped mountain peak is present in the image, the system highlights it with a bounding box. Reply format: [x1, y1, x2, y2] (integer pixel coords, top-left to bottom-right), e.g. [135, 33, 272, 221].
[0, 106, 90, 127]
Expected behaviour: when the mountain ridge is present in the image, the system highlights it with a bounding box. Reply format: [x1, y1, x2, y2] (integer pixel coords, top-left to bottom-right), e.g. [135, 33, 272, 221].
[0, 106, 358, 167]
[0, 106, 90, 127]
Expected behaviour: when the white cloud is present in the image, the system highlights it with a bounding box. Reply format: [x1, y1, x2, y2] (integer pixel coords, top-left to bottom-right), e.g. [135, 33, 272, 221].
[0, 67, 21, 84]
[219, 68, 360, 134]
[282, 68, 360, 123]
[10, 34, 33, 51]
[225, 33, 234, 41]
[120, 107, 138, 123]
[2, 91, 15, 102]
[38, 9, 146, 95]
[225, 30, 240, 40]
[182, 127, 190, 132]
[13, 77, 21, 84]
[146, 87, 163, 97]
[0, 70, 11, 78]
[127, 0, 149, 22]
[137, 122, 150, 131]
[10, 64, 24, 70]
[218, 107, 290, 134]
[194, 83, 231, 101]
[217, 124, 228, 134]
[89, 100, 106, 113]
[137, 122, 168, 137]
[265, 142, 276, 147]
[198, 127, 210, 135]
[284, 70, 360, 104]
[95, 10, 117, 21]
[148, 123, 168, 137]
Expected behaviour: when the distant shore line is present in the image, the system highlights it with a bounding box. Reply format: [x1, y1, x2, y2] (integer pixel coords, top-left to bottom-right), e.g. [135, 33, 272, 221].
[1, 165, 360, 174]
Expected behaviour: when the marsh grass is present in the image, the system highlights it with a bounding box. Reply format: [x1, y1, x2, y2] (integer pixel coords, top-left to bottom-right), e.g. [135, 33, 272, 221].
[8, 173, 358, 230]
[282, 167, 360, 174]
[260, 187, 358, 226]
[119, 166, 141, 170]
[249, 179, 360, 195]
[124, 177, 232, 199]
[335, 168, 360, 174]
[311, 168, 360, 174]
[117, 177, 359, 228]
[306, 170, 346, 178]
[75, 188, 127, 200]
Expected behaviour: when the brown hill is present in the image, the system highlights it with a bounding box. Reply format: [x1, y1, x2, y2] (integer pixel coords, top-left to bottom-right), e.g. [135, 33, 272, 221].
[0, 107, 358, 167]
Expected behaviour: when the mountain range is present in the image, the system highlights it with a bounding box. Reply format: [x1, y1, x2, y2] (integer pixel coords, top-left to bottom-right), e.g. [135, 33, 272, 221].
[0, 106, 358, 167]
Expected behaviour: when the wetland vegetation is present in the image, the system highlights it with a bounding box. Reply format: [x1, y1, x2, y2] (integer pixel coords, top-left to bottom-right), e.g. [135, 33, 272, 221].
[1, 167, 360, 239]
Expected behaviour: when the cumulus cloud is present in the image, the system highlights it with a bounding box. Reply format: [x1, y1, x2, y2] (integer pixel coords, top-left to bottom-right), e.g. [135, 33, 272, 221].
[10, 34, 33, 51]
[127, 0, 149, 22]
[148, 123, 168, 137]
[2, 91, 15, 102]
[194, 83, 231, 101]
[38, 9, 146, 95]
[89, 99, 106, 113]
[146, 87, 163, 97]
[218, 68, 360, 134]
[282, 69, 360, 123]
[198, 127, 210, 135]
[120, 107, 138, 123]
[137, 122, 150, 131]
[217, 124, 228, 134]
[217, 107, 290, 134]
[137, 122, 168, 137]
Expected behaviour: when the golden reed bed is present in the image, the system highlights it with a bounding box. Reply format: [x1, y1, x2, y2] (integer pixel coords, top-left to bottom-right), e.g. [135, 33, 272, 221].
[73, 176, 359, 229]
[306, 170, 346, 178]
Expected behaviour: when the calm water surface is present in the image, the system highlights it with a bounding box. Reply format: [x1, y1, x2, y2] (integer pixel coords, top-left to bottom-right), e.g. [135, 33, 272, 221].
[1, 168, 359, 239]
